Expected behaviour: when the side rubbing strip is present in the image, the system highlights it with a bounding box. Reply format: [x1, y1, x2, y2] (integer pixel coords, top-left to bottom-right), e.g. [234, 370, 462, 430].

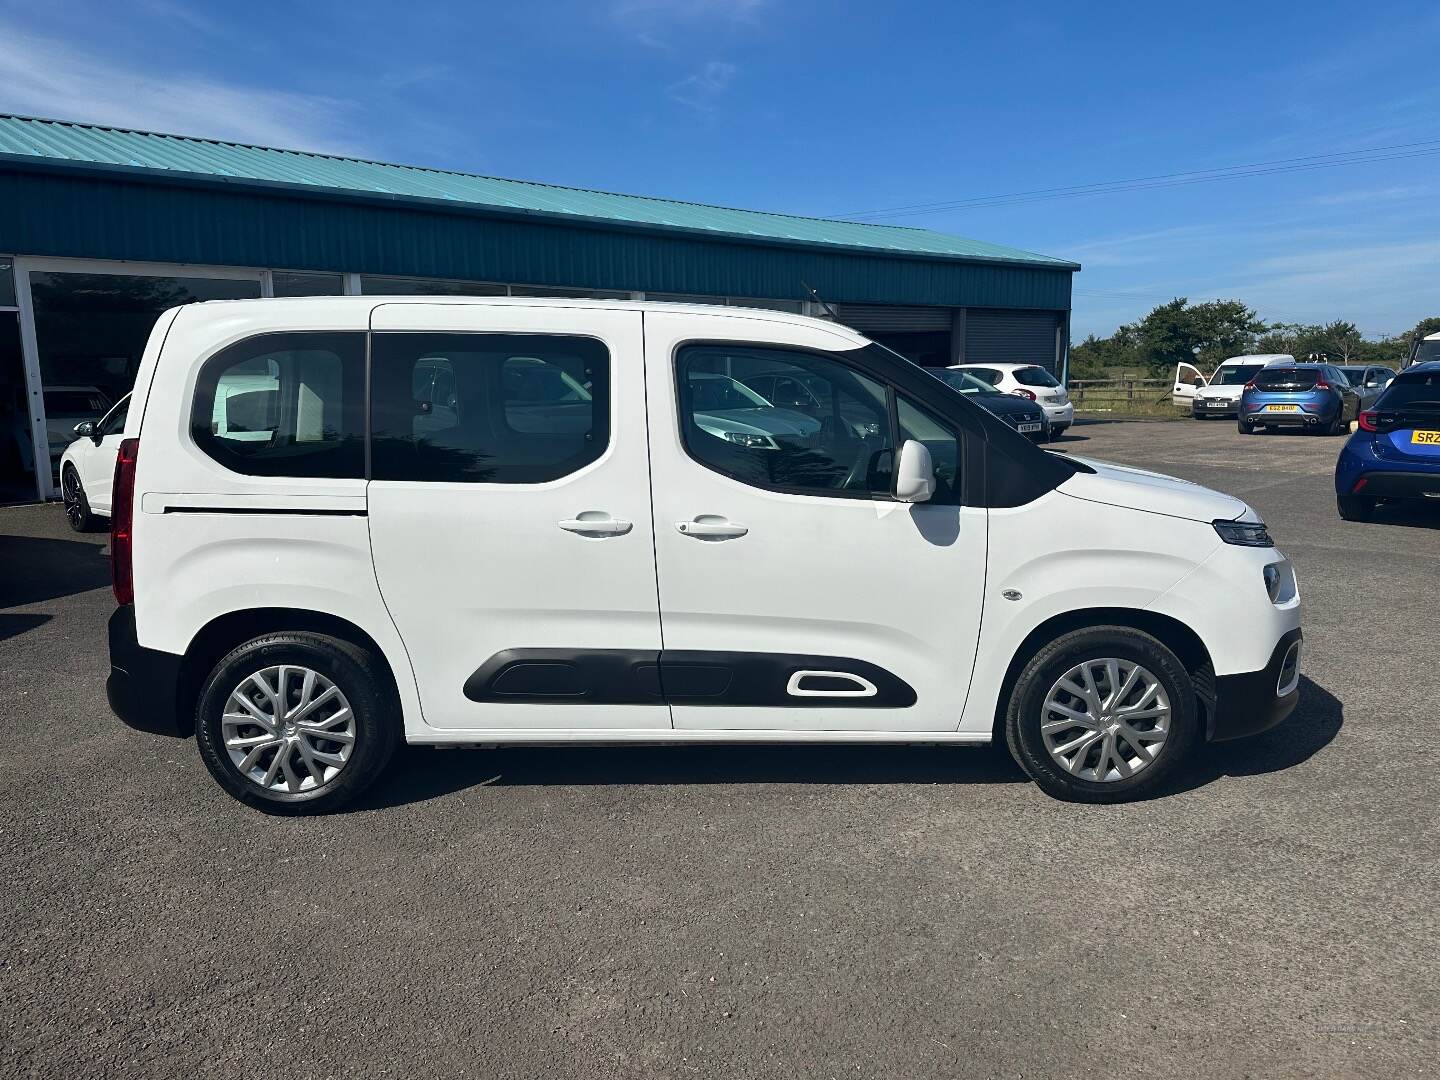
[464, 649, 915, 708]
[162, 506, 367, 517]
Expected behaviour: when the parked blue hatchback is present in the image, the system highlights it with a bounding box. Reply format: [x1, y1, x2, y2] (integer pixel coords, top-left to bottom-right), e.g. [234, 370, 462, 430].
[1334, 361, 1440, 521]
[1239, 363, 1364, 436]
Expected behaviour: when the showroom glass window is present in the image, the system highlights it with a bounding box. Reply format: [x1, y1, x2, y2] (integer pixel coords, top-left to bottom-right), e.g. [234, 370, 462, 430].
[29, 271, 261, 411]
[271, 271, 345, 297]
[370, 333, 610, 484]
[359, 276, 507, 297]
[675, 344, 895, 498]
[190, 332, 365, 478]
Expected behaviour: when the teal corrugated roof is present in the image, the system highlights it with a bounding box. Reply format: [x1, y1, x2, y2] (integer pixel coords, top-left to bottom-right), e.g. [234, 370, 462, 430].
[0, 113, 1077, 269]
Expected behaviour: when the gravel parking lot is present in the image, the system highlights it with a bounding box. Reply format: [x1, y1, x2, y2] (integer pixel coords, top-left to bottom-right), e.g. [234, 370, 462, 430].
[2, 419, 1436, 1080]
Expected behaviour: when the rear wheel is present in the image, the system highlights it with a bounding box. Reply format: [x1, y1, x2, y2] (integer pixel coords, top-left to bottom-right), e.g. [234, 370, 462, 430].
[61, 465, 97, 532]
[1004, 626, 1200, 803]
[1337, 494, 1376, 521]
[1237, 418, 1256, 434]
[1326, 408, 1349, 436]
[194, 632, 400, 814]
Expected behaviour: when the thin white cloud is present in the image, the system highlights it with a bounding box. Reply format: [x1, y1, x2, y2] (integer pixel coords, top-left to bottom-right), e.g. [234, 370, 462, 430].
[0, 19, 361, 154]
[666, 61, 738, 112]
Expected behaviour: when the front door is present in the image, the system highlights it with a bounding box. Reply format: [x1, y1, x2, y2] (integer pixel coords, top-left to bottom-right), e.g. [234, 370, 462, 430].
[366, 303, 667, 732]
[1173, 362, 1206, 405]
[80, 394, 130, 512]
[643, 311, 987, 732]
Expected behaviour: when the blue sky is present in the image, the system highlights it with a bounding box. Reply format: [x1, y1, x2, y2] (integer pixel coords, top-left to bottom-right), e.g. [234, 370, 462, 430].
[2, 0, 1439, 339]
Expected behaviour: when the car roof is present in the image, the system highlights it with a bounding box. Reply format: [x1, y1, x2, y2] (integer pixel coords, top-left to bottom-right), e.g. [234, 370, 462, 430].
[949, 363, 1046, 371]
[1402, 360, 1440, 374]
[1219, 354, 1292, 365]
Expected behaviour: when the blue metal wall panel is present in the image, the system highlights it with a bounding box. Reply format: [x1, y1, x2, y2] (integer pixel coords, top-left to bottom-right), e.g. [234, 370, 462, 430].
[0, 169, 1073, 310]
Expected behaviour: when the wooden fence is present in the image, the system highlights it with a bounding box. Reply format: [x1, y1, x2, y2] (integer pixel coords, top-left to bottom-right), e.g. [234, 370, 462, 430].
[1067, 377, 1176, 414]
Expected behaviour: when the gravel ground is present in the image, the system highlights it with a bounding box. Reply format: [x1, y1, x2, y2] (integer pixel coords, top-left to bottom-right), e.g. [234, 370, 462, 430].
[1, 419, 1437, 1080]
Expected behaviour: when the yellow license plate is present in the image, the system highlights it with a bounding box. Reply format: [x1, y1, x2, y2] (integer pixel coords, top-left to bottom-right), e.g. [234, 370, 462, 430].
[1265, 404, 1300, 412]
[1412, 430, 1440, 444]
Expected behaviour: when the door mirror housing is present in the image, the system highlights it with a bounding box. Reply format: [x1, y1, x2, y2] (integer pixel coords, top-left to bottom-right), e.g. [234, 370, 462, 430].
[1192, 376, 1205, 387]
[73, 420, 96, 439]
[894, 439, 934, 503]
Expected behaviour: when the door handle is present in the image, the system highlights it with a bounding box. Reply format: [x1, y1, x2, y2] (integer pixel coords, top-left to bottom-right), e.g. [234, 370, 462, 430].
[558, 513, 632, 537]
[676, 516, 748, 540]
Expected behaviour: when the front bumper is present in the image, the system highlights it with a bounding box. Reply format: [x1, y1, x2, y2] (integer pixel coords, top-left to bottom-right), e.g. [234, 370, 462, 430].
[107, 606, 189, 737]
[1208, 628, 1302, 741]
[1192, 398, 1240, 417]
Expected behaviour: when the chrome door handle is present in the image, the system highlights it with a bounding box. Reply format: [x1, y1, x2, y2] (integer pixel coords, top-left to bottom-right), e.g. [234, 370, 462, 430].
[558, 513, 633, 536]
[676, 517, 748, 540]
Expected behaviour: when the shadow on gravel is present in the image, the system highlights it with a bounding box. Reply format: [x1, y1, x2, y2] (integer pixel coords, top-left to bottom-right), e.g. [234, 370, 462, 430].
[1365, 503, 1440, 531]
[355, 742, 1028, 810]
[1159, 675, 1343, 798]
[0, 534, 111, 607]
[0, 611, 51, 642]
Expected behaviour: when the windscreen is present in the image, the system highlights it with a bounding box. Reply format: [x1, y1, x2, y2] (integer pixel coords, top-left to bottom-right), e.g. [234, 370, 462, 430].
[1377, 372, 1440, 409]
[1412, 339, 1440, 364]
[1215, 365, 1263, 385]
[1254, 368, 1320, 391]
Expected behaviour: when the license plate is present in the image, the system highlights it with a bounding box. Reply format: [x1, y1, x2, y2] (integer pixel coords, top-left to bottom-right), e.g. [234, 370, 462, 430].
[1412, 430, 1440, 444]
[1017, 422, 1042, 433]
[1208, 401, 1227, 408]
[1265, 404, 1300, 412]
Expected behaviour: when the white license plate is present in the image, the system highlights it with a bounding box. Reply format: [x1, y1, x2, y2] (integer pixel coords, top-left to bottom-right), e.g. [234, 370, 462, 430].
[1208, 401, 1227, 408]
[1017, 422, 1042, 433]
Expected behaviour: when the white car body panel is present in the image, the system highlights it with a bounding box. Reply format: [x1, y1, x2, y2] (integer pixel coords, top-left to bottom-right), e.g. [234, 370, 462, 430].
[119, 297, 1301, 750]
[950, 363, 1074, 429]
[58, 392, 131, 516]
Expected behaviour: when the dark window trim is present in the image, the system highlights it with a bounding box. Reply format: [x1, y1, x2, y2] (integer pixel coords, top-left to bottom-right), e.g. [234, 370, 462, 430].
[367, 328, 614, 486]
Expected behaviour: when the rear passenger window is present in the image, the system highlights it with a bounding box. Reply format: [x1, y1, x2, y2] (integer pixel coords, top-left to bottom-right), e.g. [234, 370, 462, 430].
[370, 333, 608, 484]
[191, 332, 364, 478]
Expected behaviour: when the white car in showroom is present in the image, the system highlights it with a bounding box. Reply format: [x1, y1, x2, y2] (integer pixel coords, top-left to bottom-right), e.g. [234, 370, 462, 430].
[58, 392, 129, 530]
[950, 363, 1074, 436]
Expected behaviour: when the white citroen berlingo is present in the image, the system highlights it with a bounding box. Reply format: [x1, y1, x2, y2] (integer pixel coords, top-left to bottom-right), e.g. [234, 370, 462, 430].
[106, 297, 1302, 812]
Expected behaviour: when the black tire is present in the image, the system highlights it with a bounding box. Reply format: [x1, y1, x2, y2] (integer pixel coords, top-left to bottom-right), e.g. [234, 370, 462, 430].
[1325, 408, 1349, 436]
[1336, 494, 1375, 522]
[61, 465, 97, 532]
[1237, 418, 1255, 434]
[194, 632, 400, 815]
[1004, 625, 1201, 804]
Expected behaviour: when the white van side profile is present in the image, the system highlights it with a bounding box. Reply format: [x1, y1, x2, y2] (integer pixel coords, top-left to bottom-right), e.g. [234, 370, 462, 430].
[106, 298, 1302, 813]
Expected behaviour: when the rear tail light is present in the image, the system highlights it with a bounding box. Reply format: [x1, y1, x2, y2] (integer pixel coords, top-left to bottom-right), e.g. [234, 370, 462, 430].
[1243, 381, 1256, 391]
[1352, 476, 1369, 493]
[1011, 388, 1037, 401]
[110, 438, 139, 605]
[1358, 410, 1379, 432]
[1314, 375, 1331, 389]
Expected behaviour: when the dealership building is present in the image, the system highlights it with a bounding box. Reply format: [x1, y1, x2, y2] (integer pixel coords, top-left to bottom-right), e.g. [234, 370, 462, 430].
[0, 113, 1078, 502]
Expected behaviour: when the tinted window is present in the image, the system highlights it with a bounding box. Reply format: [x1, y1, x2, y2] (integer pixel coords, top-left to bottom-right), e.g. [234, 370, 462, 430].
[1338, 367, 1368, 386]
[677, 345, 892, 498]
[897, 396, 960, 503]
[1413, 340, 1440, 364]
[371, 333, 608, 484]
[1254, 368, 1320, 391]
[966, 368, 1002, 386]
[1377, 372, 1440, 409]
[98, 396, 129, 437]
[191, 332, 364, 478]
[934, 370, 1001, 395]
[1325, 367, 1350, 387]
[1012, 365, 1060, 388]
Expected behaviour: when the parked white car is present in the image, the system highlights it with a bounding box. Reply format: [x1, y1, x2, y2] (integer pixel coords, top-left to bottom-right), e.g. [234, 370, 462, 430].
[950, 363, 1074, 435]
[106, 297, 1301, 813]
[58, 392, 130, 529]
[44, 385, 112, 481]
[1174, 354, 1293, 415]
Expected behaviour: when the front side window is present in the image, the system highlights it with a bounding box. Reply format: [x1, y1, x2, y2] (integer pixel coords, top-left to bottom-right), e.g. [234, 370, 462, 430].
[371, 333, 608, 484]
[896, 396, 960, 503]
[677, 344, 901, 498]
[98, 395, 130, 437]
[191, 332, 364, 478]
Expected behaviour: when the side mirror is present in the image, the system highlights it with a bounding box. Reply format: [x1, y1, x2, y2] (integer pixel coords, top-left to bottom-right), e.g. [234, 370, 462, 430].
[894, 439, 934, 503]
[1192, 377, 1205, 387]
[73, 421, 96, 439]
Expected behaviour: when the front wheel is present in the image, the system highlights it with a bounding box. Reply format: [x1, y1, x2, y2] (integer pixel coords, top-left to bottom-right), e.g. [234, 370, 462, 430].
[194, 632, 400, 814]
[1004, 626, 1201, 803]
[61, 465, 97, 532]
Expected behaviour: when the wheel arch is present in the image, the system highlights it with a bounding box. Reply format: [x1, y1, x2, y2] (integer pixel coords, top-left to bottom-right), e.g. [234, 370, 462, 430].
[990, 607, 1216, 742]
[175, 607, 404, 737]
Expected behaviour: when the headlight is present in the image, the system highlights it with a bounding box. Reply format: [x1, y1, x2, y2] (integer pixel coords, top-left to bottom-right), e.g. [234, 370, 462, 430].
[1263, 563, 1281, 602]
[723, 431, 777, 449]
[1213, 519, 1274, 547]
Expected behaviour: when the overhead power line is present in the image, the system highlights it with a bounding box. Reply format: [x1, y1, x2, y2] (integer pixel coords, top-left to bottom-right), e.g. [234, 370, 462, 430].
[838, 140, 1440, 221]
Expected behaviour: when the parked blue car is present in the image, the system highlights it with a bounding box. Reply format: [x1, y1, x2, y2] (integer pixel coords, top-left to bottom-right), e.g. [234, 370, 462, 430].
[1335, 361, 1440, 521]
[1238, 363, 1366, 436]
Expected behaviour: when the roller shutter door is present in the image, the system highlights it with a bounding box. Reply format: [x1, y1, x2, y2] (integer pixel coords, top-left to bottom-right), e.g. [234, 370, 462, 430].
[832, 304, 954, 333]
[965, 309, 1061, 372]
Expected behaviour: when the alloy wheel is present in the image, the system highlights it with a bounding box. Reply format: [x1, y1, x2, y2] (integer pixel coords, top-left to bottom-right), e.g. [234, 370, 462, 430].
[62, 469, 84, 529]
[222, 665, 357, 794]
[1040, 658, 1171, 782]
